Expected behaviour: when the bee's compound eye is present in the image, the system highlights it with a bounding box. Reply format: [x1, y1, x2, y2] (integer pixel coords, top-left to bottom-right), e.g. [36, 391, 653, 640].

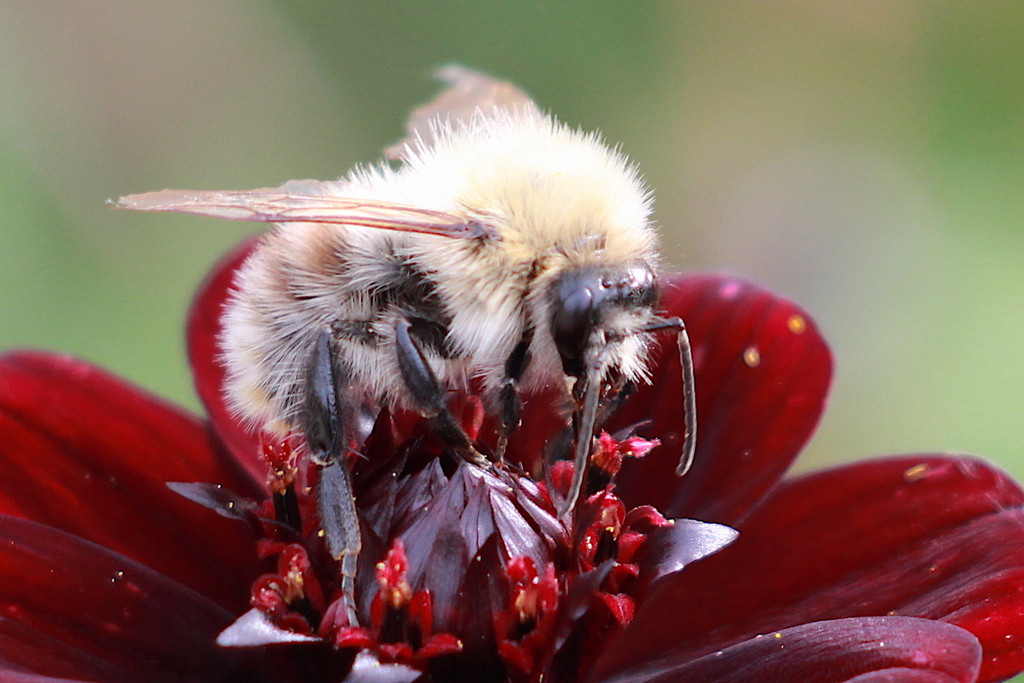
[551, 275, 596, 378]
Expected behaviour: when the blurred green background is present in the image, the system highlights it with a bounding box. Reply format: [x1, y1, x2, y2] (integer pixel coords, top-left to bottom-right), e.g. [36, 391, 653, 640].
[2, 1, 1022, 488]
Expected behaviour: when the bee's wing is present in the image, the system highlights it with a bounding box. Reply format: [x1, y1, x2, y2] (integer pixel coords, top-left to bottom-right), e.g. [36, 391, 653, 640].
[386, 65, 541, 161]
[112, 183, 492, 240]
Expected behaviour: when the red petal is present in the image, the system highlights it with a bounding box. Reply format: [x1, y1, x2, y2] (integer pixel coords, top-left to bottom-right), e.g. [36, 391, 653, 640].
[0, 351, 261, 611]
[0, 515, 244, 683]
[593, 617, 980, 683]
[611, 275, 833, 525]
[186, 238, 266, 479]
[605, 455, 1024, 682]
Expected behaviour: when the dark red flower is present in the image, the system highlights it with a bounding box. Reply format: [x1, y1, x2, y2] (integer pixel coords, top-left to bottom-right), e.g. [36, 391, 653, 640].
[1, 240, 1023, 682]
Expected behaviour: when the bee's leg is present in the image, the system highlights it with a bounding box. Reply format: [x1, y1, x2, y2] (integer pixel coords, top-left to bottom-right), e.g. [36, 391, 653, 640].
[394, 318, 487, 467]
[495, 329, 533, 459]
[302, 329, 360, 626]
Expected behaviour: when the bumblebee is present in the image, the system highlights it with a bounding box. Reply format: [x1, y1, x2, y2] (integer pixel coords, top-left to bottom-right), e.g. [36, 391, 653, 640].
[116, 67, 696, 622]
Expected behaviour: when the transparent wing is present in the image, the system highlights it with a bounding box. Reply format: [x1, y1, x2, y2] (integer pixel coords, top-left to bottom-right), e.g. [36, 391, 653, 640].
[112, 183, 492, 240]
[385, 65, 541, 160]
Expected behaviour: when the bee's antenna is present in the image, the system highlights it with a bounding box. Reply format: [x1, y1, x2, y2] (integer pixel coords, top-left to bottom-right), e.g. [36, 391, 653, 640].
[674, 321, 697, 476]
[642, 316, 698, 476]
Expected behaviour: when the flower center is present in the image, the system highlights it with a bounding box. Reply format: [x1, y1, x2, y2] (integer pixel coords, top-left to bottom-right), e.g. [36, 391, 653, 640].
[206, 417, 678, 682]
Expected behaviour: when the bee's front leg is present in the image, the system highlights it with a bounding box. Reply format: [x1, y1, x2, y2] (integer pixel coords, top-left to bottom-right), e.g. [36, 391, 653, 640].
[394, 317, 487, 467]
[495, 329, 533, 459]
[302, 329, 361, 626]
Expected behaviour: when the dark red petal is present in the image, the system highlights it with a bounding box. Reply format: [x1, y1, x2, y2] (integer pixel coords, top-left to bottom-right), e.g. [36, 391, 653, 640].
[0, 671, 102, 683]
[842, 671, 963, 683]
[610, 275, 833, 525]
[0, 515, 245, 683]
[604, 455, 1024, 683]
[396, 463, 556, 632]
[187, 237, 266, 478]
[633, 519, 737, 587]
[0, 351, 261, 611]
[592, 617, 980, 683]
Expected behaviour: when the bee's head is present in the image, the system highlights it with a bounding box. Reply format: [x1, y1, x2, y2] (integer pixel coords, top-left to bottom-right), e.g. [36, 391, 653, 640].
[548, 261, 658, 380]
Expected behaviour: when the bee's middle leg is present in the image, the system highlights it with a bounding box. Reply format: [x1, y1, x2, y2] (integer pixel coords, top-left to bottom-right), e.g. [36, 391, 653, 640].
[394, 317, 487, 467]
[303, 329, 360, 625]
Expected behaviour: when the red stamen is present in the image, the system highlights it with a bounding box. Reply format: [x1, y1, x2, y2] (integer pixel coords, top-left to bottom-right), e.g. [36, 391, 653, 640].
[616, 435, 660, 459]
[495, 557, 559, 674]
[376, 541, 413, 614]
[581, 495, 627, 568]
[260, 432, 299, 494]
[252, 575, 289, 617]
[597, 593, 635, 626]
[278, 544, 326, 614]
[591, 432, 661, 478]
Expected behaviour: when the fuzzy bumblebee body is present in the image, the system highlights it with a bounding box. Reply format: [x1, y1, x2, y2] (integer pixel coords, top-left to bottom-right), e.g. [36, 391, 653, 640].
[224, 109, 658, 436]
[116, 68, 696, 624]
